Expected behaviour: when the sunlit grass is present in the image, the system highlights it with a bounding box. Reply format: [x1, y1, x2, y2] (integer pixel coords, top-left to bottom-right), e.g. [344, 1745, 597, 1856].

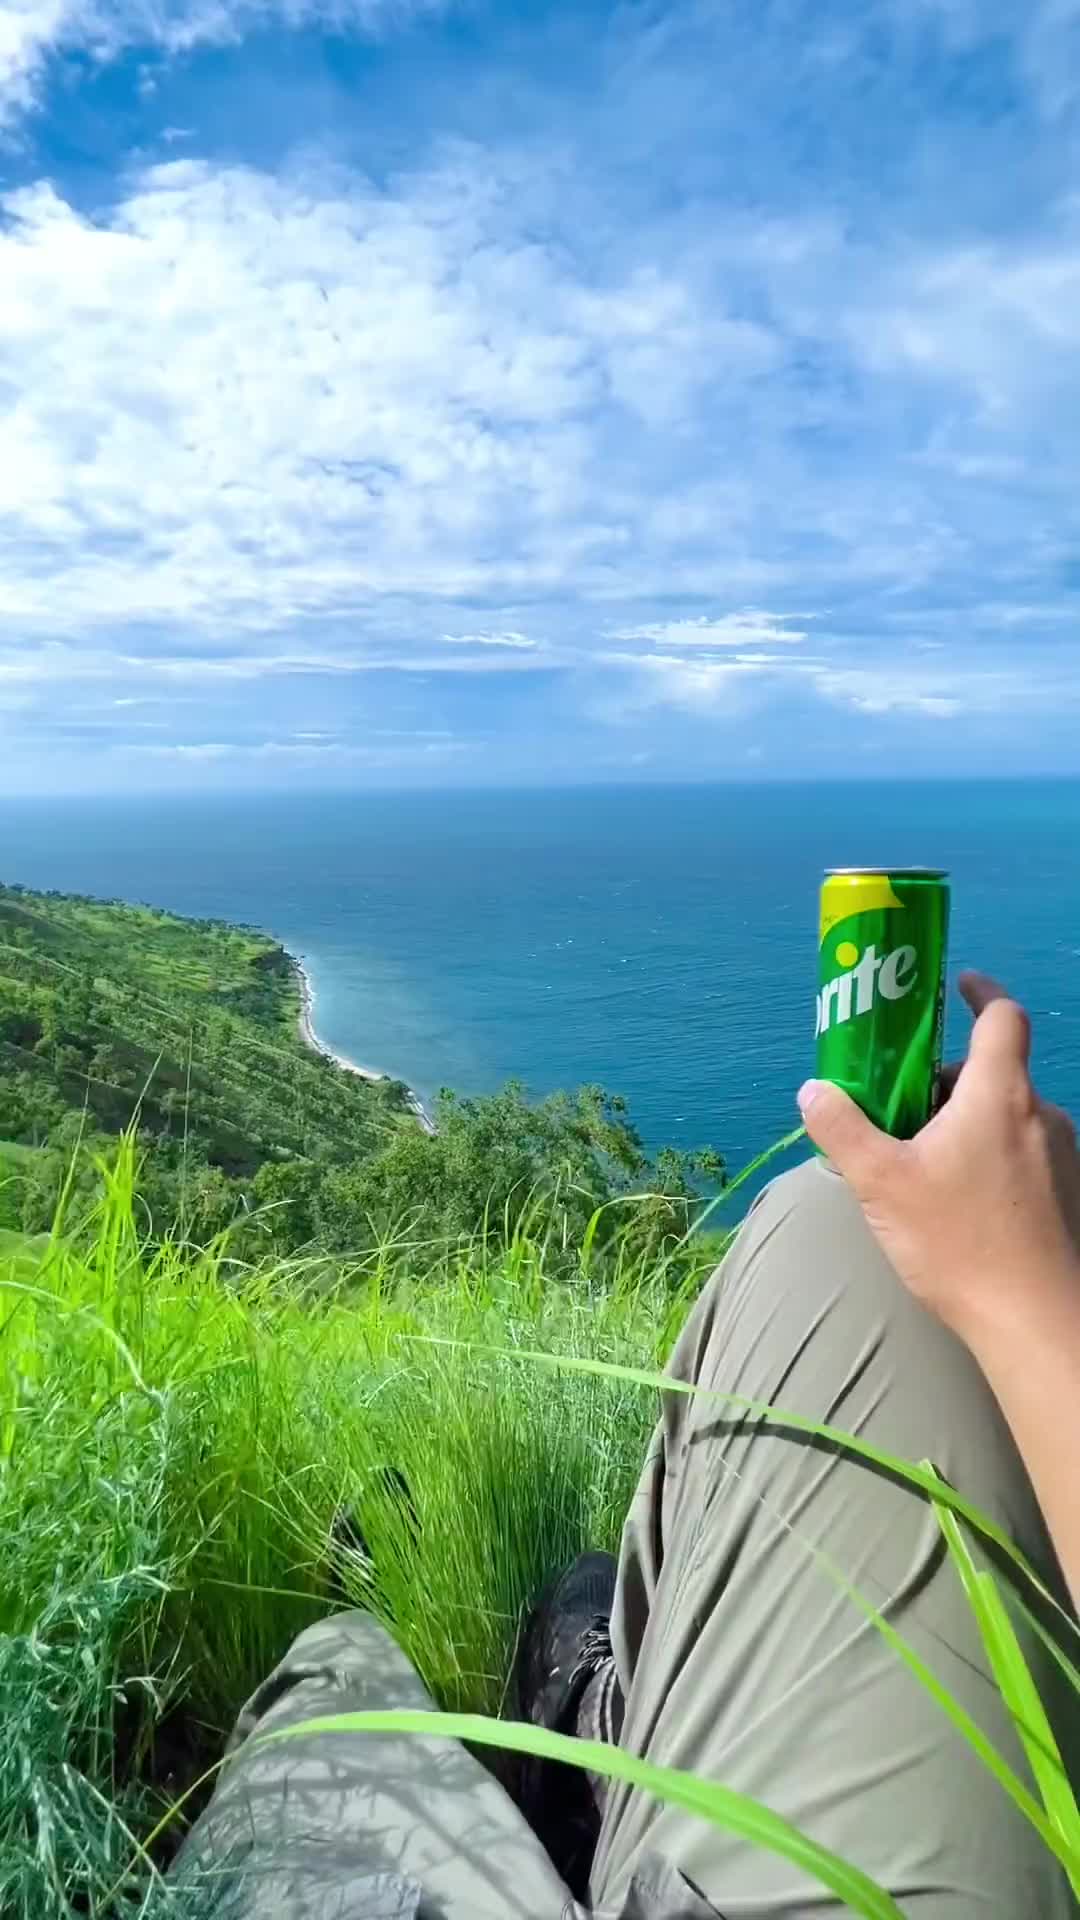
[2, 1133, 1078, 1917]
[0, 1135, 698, 1915]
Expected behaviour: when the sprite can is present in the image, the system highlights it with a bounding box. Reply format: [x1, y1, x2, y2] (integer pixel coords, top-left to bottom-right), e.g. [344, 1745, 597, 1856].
[815, 868, 950, 1138]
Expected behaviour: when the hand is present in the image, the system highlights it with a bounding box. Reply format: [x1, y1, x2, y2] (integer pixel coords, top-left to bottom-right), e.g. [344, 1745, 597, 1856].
[797, 972, 1080, 1361]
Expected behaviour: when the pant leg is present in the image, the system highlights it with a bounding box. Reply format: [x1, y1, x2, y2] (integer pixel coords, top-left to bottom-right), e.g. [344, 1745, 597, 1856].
[169, 1609, 582, 1920]
[591, 1157, 1079, 1919]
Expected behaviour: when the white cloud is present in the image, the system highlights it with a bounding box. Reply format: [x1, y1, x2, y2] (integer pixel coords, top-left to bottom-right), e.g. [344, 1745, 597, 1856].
[0, 155, 770, 641]
[0, 2, 69, 125]
[815, 672, 961, 717]
[0, 0, 449, 130]
[441, 629, 537, 648]
[123, 734, 466, 758]
[0, 641, 552, 682]
[611, 611, 810, 649]
[962, 602, 1080, 631]
[596, 644, 1080, 725]
[849, 212, 1080, 417]
[568, 270, 778, 427]
[808, 661, 1070, 718]
[129, 741, 247, 759]
[595, 648, 787, 718]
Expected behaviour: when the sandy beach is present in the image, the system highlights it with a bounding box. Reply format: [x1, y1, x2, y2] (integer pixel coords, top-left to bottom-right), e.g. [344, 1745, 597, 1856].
[294, 955, 436, 1134]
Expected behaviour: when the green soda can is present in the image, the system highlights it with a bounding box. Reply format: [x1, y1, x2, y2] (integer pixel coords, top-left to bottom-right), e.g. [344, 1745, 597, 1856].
[815, 868, 950, 1138]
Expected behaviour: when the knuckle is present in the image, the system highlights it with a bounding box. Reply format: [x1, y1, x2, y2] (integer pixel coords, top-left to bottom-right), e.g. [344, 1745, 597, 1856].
[1008, 1067, 1036, 1110]
[994, 1052, 1035, 1112]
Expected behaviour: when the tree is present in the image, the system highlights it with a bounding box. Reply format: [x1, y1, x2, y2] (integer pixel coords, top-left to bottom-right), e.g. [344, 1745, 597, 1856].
[250, 1159, 325, 1251]
[309, 1080, 724, 1270]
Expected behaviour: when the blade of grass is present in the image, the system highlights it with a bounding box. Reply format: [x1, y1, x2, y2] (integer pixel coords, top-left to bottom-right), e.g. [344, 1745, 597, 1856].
[669, 1421, 1080, 1883]
[711, 1125, 807, 1205]
[703, 1439, 1080, 1882]
[254, 1710, 905, 1920]
[830, 1542, 1080, 1881]
[1011, 1592, 1080, 1700]
[931, 1480, 1080, 1897]
[582, 1129, 806, 1292]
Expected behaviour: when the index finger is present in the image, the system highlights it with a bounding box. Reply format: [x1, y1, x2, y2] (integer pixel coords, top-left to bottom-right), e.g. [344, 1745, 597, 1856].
[959, 975, 1032, 1073]
[958, 970, 1012, 1020]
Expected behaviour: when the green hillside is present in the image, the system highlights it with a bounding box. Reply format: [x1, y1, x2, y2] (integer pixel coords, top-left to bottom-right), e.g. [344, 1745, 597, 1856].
[0, 883, 728, 1266]
[0, 882, 410, 1239]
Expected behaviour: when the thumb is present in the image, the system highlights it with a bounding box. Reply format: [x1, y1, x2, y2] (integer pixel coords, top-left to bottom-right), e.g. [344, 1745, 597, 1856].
[797, 1079, 897, 1192]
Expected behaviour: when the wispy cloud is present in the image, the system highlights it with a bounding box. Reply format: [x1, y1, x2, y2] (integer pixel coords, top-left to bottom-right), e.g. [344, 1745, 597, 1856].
[849, 212, 1080, 417]
[611, 613, 811, 649]
[441, 630, 538, 649]
[0, 642, 552, 682]
[593, 649, 796, 720]
[812, 669, 962, 718]
[126, 734, 464, 756]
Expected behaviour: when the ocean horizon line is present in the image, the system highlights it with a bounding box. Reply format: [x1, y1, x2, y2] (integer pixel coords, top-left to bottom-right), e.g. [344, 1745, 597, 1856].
[8, 771, 1080, 806]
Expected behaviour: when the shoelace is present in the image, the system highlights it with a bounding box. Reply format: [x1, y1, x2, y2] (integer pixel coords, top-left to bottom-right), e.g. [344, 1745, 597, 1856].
[568, 1614, 614, 1693]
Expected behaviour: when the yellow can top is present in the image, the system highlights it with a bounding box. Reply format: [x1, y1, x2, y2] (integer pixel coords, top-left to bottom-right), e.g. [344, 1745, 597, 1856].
[819, 870, 905, 942]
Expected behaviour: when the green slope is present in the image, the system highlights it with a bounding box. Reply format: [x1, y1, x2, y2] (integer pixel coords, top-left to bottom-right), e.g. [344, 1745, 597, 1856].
[0, 881, 409, 1188]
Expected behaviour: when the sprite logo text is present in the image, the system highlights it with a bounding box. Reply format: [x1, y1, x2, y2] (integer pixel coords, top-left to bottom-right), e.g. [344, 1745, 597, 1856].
[815, 941, 918, 1038]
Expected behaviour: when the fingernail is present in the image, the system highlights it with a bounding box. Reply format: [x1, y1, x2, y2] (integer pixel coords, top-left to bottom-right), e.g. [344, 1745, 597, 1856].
[797, 1079, 824, 1117]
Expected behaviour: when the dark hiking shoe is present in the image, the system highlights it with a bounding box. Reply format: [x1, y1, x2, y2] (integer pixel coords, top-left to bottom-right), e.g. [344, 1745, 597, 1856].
[507, 1550, 619, 1900]
[512, 1551, 617, 1732]
[328, 1467, 419, 1608]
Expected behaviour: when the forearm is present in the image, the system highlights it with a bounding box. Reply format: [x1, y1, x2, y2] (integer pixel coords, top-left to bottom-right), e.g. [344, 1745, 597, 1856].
[970, 1287, 1080, 1614]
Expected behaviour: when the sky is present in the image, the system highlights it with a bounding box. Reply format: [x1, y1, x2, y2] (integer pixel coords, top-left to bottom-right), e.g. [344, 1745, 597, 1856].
[1, 0, 1079, 792]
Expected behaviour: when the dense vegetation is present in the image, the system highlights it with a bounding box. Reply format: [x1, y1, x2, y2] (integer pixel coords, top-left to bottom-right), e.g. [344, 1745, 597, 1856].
[0, 882, 727, 1276]
[0, 1141, 704, 1917]
[4, 1143, 1078, 1920]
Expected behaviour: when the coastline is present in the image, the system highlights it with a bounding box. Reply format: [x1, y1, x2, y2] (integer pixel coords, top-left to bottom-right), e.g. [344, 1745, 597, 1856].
[293, 954, 436, 1135]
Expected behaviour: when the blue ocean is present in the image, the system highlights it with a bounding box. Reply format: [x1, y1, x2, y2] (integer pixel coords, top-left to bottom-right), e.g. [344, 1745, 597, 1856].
[5, 781, 1080, 1190]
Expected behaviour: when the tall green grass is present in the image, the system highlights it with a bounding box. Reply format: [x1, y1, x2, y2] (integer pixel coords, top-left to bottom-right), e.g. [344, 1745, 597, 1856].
[0, 1138, 707, 1916]
[3, 1137, 1079, 1917]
